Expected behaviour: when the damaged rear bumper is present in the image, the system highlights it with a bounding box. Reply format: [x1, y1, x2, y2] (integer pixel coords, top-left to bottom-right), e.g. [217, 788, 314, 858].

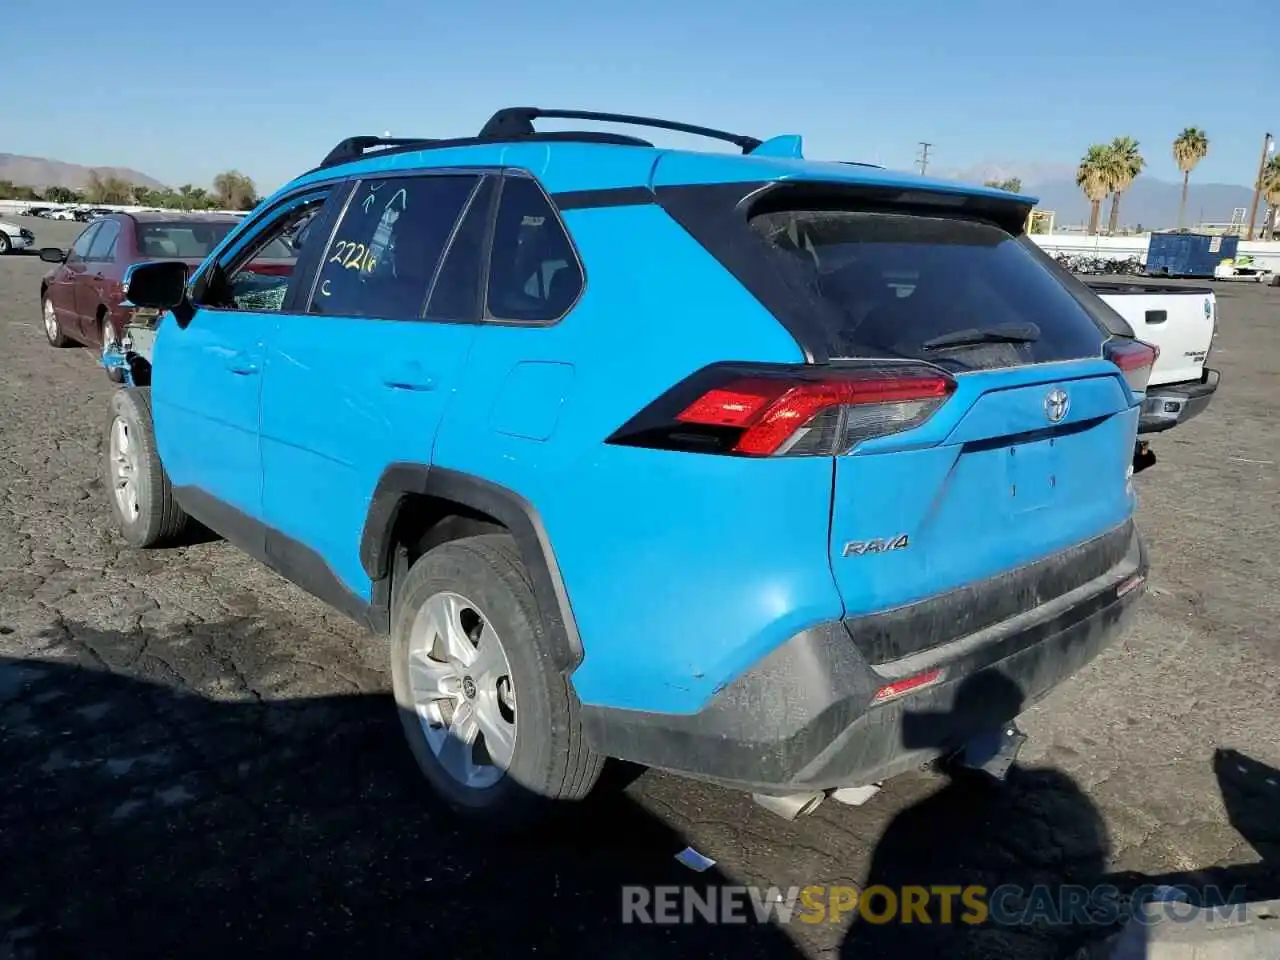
[581, 522, 1147, 794]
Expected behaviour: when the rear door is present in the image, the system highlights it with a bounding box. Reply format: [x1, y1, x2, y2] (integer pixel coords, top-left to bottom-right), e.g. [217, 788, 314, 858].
[257, 170, 492, 598]
[740, 203, 1147, 620]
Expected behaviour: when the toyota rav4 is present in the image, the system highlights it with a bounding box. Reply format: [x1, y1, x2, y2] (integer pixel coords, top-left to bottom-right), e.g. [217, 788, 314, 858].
[106, 108, 1152, 826]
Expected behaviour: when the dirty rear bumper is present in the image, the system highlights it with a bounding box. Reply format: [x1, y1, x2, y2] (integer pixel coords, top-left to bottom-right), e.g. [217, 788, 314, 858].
[581, 523, 1147, 793]
[1139, 368, 1219, 434]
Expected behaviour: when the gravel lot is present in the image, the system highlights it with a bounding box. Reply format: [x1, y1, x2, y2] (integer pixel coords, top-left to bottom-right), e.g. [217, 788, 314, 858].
[2, 216, 1278, 959]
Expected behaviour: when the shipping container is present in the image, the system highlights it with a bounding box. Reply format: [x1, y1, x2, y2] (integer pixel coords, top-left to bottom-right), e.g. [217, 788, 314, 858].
[1145, 232, 1239, 278]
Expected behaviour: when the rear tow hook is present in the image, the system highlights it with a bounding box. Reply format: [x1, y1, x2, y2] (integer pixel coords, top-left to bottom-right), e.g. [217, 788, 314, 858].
[951, 723, 1028, 782]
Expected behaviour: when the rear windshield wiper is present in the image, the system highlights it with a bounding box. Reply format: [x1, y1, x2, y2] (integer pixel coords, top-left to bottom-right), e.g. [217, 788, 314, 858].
[922, 323, 1041, 350]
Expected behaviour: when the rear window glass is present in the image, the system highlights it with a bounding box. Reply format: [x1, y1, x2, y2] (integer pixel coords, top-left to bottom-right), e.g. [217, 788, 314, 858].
[137, 222, 292, 261]
[748, 210, 1109, 370]
[137, 222, 236, 259]
[486, 177, 582, 324]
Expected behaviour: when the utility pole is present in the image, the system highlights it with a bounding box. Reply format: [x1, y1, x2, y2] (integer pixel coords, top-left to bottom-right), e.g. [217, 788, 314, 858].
[1246, 131, 1273, 240]
[917, 142, 933, 176]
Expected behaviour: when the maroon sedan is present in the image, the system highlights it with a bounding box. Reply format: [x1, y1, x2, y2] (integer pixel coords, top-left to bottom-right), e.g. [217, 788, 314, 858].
[38, 212, 292, 380]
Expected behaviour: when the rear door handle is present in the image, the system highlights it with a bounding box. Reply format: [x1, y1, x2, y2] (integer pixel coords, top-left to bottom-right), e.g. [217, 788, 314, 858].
[225, 352, 259, 375]
[382, 362, 436, 392]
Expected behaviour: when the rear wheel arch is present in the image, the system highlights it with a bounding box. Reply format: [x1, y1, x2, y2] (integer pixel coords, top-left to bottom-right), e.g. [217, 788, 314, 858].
[363, 465, 583, 672]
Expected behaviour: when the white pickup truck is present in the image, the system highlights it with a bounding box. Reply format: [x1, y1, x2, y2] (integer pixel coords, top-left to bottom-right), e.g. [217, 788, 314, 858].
[1084, 278, 1220, 436]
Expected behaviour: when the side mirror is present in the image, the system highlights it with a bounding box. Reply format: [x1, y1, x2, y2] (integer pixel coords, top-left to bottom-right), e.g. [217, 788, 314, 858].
[39, 247, 67, 263]
[122, 260, 189, 310]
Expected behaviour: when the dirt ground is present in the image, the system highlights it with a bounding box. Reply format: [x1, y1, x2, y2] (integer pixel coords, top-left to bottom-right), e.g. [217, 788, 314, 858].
[2, 216, 1277, 959]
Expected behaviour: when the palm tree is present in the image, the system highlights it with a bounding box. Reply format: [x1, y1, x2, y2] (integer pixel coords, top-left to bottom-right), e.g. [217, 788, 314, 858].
[1260, 156, 1280, 240]
[1076, 145, 1110, 235]
[1172, 128, 1209, 231]
[1104, 137, 1145, 235]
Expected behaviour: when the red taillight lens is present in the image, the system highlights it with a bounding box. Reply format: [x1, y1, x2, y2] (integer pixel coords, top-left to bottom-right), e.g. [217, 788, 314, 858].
[611, 362, 957, 457]
[1104, 338, 1158, 393]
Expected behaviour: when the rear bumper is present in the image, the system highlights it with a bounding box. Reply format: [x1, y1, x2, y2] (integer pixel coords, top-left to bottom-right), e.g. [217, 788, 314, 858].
[581, 523, 1147, 793]
[1139, 368, 1219, 434]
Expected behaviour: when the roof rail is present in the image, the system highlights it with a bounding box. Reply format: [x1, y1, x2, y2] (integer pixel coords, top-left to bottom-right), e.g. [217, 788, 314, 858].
[478, 107, 763, 153]
[321, 135, 439, 169]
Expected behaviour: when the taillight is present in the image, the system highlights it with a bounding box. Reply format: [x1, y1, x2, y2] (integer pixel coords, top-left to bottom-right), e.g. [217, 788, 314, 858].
[608, 361, 957, 457]
[1104, 338, 1159, 393]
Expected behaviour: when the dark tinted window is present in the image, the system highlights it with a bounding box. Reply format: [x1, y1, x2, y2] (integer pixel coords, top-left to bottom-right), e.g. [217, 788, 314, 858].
[486, 176, 582, 323]
[310, 175, 479, 319]
[748, 210, 1108, 370]
[426, 176, 495, 321]
[137, 222, 236, 259]
[70, 223, 101, 260]
[87, 220, 121, 261]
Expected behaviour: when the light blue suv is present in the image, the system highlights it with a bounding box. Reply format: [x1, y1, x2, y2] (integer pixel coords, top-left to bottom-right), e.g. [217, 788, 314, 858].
[109, 108, 1152, 825]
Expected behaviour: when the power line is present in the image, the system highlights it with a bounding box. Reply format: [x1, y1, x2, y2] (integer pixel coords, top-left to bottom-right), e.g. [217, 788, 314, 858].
[917, 142, 933, 176]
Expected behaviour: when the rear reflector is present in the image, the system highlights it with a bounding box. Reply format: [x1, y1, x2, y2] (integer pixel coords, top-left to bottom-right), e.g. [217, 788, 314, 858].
[1104, 338, 1159, 393]
[872, 668, 945, 704]
[611, 361, 956, 457]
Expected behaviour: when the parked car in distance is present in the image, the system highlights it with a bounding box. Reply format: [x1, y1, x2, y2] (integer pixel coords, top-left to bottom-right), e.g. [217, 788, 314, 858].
[46, 208, 78, 221]
[38, 212, 296, 380]
[110, 107, 1154, 829]
[0, 219, 37, 255]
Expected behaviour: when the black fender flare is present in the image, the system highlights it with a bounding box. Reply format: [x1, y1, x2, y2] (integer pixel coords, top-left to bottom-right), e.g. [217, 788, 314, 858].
[361, 464, 584, 672]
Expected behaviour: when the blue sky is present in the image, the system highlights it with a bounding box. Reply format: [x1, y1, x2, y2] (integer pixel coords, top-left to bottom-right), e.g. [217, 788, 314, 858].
[4, 0, 1274, 193]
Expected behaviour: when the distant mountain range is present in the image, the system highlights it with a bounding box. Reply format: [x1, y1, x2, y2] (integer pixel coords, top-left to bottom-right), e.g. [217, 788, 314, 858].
[1, 151, 1260, 230]
[936, 162, 1258, 230]
[0, 153, 165, 191]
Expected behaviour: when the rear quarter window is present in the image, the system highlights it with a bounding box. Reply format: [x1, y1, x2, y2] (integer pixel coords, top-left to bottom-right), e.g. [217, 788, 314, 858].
[749, 209, 1110, 371]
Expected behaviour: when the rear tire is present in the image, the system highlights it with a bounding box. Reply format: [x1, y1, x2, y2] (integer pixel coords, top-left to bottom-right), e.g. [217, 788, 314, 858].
[42, 296, 70, 348]
[391, 534, 604, 829]
[105, 387, 189, 547]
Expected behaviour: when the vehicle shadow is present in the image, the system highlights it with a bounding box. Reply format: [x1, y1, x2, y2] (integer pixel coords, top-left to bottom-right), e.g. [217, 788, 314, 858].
[838, 672, 1280, 960]
[1105, 747, 1280, 900]
[0, 636, 807, 959]
[839, 671, 1114, 959]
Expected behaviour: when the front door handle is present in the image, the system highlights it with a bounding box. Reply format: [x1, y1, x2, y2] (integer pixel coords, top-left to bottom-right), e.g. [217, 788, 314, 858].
[382, 362, 436, 392]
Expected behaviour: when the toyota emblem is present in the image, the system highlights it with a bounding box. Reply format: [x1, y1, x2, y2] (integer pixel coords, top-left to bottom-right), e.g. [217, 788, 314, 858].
[1045, 388, 1069, 423]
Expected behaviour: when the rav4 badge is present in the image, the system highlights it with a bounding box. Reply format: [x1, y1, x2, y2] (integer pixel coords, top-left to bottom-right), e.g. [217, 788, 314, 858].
[843, 534, 910, 557]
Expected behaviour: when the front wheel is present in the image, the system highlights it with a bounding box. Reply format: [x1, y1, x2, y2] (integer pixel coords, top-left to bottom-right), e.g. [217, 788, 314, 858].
[105, 388, 189, 547]
[42, 297, 71, 347]
[0, 234, 10, 255]
[390, 534, 604, 828]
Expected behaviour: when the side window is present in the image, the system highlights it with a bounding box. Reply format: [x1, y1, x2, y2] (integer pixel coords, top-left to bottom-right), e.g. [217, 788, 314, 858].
[425, 176, 496, 321]
[87, 220, 121, 262]
[309, 174, 480, 320]
[485, 176, 582, 323]
[69, 223, 102, 262]
[201, 197, 328, 313]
